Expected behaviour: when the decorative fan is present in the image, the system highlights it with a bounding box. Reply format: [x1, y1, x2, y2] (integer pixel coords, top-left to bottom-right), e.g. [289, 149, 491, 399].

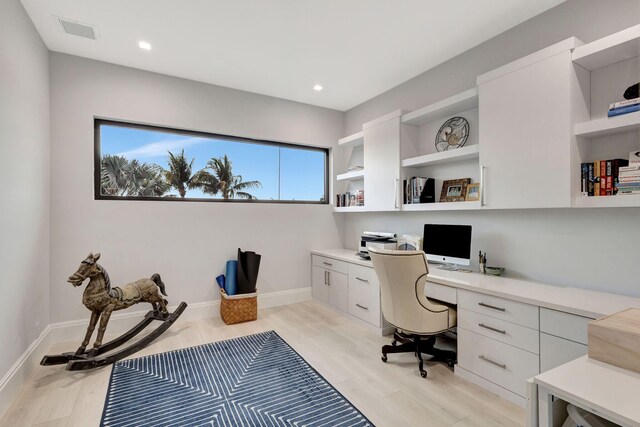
[435, 117, 469, 152]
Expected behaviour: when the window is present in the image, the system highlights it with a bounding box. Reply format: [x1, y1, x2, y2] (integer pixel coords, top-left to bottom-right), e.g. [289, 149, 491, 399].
[95, 119, 328, 203]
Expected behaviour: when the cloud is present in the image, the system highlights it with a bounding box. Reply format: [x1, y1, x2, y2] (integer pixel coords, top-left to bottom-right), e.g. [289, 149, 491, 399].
[117, 137, 208, 159]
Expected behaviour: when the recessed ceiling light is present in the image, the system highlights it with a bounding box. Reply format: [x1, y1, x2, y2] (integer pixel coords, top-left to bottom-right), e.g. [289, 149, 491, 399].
[313, 84, 323, 91]
[138, 41, 152, 50]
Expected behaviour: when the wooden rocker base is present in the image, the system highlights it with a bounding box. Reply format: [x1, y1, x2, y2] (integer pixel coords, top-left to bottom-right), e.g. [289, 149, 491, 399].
[41, 302, 188, 371]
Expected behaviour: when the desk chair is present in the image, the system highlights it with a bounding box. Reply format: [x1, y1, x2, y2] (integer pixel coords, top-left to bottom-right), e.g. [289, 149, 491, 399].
[369, 247, 457, 378]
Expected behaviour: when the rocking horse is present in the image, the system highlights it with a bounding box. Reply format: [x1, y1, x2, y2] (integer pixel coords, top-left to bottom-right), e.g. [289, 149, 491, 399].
[41, 252, 187, 371]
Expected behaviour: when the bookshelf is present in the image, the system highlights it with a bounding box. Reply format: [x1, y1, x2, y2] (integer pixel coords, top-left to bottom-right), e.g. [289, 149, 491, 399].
[401, 88, 479, 126]
[336, 170, 364, 181]
[571, 25, 640, 208]
[574, 112, 640, 139]
[402, 145, 479, 168]
[574, 195, 640, 208]
[401, 201, 481, 211]
[338, 131, 364, 147]
[572, 24, 640, 71]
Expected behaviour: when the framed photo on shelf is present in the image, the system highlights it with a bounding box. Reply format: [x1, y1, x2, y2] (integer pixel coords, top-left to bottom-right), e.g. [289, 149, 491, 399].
[465, 183, 480, 201]
[440, 178, 471, 202]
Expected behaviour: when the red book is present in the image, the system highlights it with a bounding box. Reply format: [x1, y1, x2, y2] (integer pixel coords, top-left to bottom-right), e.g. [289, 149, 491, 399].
[600, 160, 607, 196]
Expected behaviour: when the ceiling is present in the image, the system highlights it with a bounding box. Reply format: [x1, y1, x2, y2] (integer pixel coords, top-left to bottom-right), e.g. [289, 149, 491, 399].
[21, 0, 566, 111]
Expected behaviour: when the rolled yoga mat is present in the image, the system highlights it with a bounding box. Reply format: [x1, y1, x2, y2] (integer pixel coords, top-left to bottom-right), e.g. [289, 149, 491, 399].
[225, 260, 238, 295]
[236, 248, 261, 294]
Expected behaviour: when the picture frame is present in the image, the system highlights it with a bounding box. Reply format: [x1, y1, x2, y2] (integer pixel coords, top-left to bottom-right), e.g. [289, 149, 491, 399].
[440, 178, 471, 202]
[465, 183, 480, 201]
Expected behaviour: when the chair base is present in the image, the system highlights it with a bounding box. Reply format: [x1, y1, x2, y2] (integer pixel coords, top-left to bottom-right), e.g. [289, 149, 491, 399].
[381, 330, 457, 378]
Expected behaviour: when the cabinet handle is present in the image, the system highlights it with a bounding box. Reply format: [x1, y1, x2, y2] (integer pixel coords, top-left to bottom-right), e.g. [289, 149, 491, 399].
[478, 323, 506, 334]
[327, 271, 330, 286]
[480, 165, 486, 207]
[356, 303, 369, 310]
[479, 355, 506, 369]
[394, 179, 399, 210]
[323, 261, 333, 266]
[324, 271, 327, 285]
[478, 302, 506, 312]
[355, 277, 369, 283]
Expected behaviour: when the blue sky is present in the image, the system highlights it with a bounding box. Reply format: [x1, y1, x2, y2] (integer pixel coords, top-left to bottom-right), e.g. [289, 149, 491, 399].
[100, 125, 326, 201]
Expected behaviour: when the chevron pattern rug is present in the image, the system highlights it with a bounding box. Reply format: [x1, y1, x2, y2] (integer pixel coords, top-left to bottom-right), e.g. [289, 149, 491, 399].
[100, 330, 373, 426]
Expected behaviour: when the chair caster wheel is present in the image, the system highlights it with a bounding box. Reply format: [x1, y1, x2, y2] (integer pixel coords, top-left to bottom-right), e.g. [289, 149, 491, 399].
[381, 354, 388, 362]
[391, 340, 397, 346]
[420, 370, 427, 378]
[447, 359, 456, 368]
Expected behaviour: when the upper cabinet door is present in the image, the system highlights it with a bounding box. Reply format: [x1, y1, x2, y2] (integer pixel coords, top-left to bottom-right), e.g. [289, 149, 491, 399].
[479, 50, 573, 209]
[363, 114, 401, 211]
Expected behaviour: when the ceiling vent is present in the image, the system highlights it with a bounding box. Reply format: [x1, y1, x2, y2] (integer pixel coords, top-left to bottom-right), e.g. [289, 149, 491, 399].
[57, 17, 97, 40]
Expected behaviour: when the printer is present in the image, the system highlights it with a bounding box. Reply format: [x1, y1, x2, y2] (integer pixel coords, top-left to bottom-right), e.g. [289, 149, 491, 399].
[358, 231, 397, 259]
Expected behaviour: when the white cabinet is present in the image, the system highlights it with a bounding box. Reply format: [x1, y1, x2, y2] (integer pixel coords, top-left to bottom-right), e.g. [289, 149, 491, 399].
[540, 333, 588, 372]
[311, 256, 348, 312]
[478, 40, 577, 209]
[539, 308, 591, 372]
[363, 112, 402, 211]
[311, 252, 385, 332]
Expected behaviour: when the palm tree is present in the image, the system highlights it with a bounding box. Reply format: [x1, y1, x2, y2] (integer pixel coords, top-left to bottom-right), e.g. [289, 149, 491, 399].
[192, 155, 261, 200]
[165, 150, 196, 198]
[100, 155, 169, 197]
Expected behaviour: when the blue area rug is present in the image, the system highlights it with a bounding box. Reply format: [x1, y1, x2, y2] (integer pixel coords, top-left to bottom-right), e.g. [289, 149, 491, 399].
[101, 330, 373, 426]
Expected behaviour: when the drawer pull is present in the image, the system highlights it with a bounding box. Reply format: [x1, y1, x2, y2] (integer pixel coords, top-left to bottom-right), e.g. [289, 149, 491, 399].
[355, 277, 369, 283]
[355, 304, 369, 310]
[478, 302, 506, 312]
[323, 261, 333, 266]
[478, 323, 506, 334]
[479, 355, 506, 369]
[327, 272, 330, 286]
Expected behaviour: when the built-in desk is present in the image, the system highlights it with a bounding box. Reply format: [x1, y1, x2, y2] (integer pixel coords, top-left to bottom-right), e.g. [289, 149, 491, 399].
[311, 249, 640, 407]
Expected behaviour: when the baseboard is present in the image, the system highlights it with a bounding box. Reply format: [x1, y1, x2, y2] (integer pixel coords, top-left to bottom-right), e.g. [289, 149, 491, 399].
[454, 365, 526, 408]
[0, 286, 311, 420]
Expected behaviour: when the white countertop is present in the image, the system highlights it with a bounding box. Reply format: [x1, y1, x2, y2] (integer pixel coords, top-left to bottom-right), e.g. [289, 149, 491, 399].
[534, 356, 640, 426]
[311, 248, 640, 319]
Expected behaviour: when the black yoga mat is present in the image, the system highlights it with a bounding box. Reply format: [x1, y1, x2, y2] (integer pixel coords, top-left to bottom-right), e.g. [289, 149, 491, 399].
[236, 248, 261, 294]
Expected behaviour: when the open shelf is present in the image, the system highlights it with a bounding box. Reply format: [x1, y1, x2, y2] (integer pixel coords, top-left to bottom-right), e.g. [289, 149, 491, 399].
[336, 170, 364, 181]
[574, 111, 640, 138]
[333, 206, 366, 212]
[338, 131, 364, 147]
[402, 201, 482, 211]
[573, 195, 640, 208]
[572, 24, 640, 71]
[401, 88, 479, 126]
[402, 145, 479, 168]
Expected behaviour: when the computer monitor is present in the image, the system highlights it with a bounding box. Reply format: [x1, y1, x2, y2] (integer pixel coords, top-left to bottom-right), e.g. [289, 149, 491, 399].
[423, 224, 472, 270]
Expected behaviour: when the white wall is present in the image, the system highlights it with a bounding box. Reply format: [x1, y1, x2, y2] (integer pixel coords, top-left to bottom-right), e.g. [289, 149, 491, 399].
[0, 0, 50, 390]
[342, 0, 640, 298]
[49, 53, 344, 323]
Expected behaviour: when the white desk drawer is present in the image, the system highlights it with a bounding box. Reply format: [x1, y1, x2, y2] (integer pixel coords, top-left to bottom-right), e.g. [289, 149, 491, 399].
[348, 280, 380, 327]
[459, 308, 539, 354]
[312, 255, 348, 274]
[348, 263, 377, 287]
[459, 290, 539, 330]
[459, 328, 539, 397]
[540, 332, 587, 372]
[426, 281, 457, 305]
[540, 308, 591, 345]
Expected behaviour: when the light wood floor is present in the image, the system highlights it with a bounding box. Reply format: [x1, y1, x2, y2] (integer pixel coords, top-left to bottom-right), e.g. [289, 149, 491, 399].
[0, 301, 525, 426]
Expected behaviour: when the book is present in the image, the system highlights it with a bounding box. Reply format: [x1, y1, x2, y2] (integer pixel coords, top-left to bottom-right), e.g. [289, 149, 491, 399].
[608, 104, 640, 117]
[581, 163, 588, 196]
[594, 161, 600, 196]
[611, 158, 629, 195]
[631, 151, 640, 166]
[588, 163, 594, 196]
[600, 160, 606, 196]
[619, 165, 640, 173]
[609, 97, 640, 110]
[606, 160, 613, 196]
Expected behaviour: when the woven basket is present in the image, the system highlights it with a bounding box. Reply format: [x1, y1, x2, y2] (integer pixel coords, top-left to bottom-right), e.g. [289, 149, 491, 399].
[220, 288, 257, 325]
